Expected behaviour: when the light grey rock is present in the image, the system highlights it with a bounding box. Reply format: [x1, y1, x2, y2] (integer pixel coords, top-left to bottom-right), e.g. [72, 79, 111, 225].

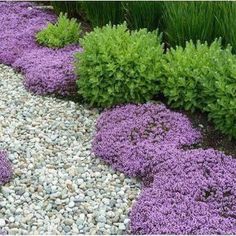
[68, 201, 75, 208]
[64, 219, 73, 226]
[0, 219, 5, 227]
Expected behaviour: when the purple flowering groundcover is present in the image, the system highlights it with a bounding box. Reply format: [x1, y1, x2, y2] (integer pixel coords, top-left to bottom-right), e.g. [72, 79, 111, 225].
[0, 150, 12, 185]
[92, 103, 201, 177]
[130, 148, 236, 234]
[92, 103, 236, 234]
[13, 45, 82, 96]
[0, 2, 81, 96]
[0, 2, 56, 65]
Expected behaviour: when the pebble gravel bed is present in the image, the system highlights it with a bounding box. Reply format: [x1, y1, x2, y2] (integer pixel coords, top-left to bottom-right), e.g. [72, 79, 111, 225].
[0, 64, 141, 235]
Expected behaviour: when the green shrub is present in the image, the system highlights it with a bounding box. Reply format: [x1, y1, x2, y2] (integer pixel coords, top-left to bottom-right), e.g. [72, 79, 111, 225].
[36, 13, 81, 48]
[163, 39, 236, 138]
[202, 50, 236, 138]
[75, 23, 164, 107]
[162, 39, 225, 111]
[206, 86, 236, 139]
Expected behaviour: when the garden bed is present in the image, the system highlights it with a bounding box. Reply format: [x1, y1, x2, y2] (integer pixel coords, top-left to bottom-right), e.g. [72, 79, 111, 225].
[0, 1, 235, 235]
[184, 110, 236, 157]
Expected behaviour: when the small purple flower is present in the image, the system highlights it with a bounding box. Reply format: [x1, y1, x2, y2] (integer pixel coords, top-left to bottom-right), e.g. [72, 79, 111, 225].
[0, 150, 12, 185]
[13, 45, 82, 96]
[0, 2, 56, 65]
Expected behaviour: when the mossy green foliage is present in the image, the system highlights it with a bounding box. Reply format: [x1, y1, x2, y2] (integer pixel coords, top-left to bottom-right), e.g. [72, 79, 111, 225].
[75, 23, 164, 108]
[163, 39, 236, 138]
[36, 13, 81, 48]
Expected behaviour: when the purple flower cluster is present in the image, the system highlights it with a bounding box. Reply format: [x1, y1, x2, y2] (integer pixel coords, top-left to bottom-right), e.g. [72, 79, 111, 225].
[0, 150, 12, 185]
[13, 45, 82, 96]
[131, 149, 236, 234]
[93, 103, 201, 177]
[0, 2, 82, 96]
[0, 2, 56, 65]
[92, 103, 236, 234]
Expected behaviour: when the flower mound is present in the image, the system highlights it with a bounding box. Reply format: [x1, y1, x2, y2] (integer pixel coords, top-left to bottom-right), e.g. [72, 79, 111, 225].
[0, 2, 81, 96]
[92, 103, 201, 177]
[130, 149, 236, 234]
[0, 2, 56, 65]
[0, 151, 12, 185]
[13, 45, 82, 96]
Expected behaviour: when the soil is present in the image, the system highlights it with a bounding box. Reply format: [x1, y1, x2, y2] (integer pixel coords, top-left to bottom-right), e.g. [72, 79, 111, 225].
[153, 95, 236, 157]
[183, 110, 236, 157]
[162, 104, 236, 157]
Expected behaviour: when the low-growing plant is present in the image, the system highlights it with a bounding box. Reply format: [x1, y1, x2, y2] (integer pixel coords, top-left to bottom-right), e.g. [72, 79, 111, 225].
[92, 103, 201, 177]
[75, 23, 164, 107]
[131, 148, 236, 234]
[36, 12, 81, 48]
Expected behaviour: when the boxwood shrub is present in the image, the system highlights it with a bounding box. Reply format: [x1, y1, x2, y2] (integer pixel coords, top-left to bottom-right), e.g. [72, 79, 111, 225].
[75, 23, 164, 107]
[203, 57, 236, 138]
[163, 39, 236, 138]
[162, 39, 226, 111]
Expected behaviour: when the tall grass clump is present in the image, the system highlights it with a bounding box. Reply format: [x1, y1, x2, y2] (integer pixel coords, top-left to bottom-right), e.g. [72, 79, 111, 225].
[163, 2, 215, 47]
[215, 2, 236, 53]
[50, 1, 81, 18]
[122, 1, 163, 31]
[82, 1, 123, 27]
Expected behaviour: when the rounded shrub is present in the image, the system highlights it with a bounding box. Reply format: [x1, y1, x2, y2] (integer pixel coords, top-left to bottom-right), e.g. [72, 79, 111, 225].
[92, 103, 201, 177]
[202, 52, 236, 138]
[163, 39, 236, 139]
[162, 39, 226, 112]
[75, 23, 164, 107]
[36, 12, 81, 48]
[131, 148, 236, 234]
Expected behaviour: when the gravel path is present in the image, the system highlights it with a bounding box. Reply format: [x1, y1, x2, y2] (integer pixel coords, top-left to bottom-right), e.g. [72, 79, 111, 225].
[0, 64, 141, 235]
